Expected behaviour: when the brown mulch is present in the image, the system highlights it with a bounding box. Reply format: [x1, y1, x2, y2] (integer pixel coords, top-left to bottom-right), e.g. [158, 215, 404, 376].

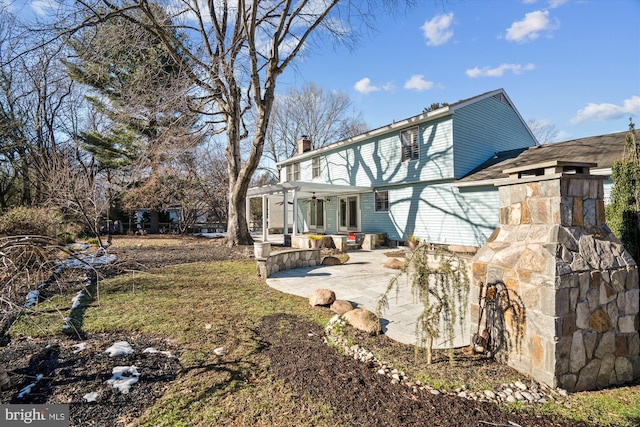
[0, 333, 182, 426]
[258, 313, 584, 427]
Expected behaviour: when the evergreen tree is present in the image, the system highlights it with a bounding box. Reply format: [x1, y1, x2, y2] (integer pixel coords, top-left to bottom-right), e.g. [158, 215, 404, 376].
[606, 119, 640, 262]
[64, 4, 200, 233]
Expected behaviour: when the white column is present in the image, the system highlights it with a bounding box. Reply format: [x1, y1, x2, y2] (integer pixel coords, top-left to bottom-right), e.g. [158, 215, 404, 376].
[292, 189, 298, 236]
[283, 191, 289, 236]
[262, 194, 268, 242]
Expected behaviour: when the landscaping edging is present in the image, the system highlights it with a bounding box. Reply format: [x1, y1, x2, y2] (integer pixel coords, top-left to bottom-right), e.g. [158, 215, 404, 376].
[323, 315, 569, 406]
[256, 248, 321, 278]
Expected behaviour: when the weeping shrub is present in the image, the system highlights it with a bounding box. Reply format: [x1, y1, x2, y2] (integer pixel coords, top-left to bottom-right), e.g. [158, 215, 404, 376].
[378, 245, 469, 364]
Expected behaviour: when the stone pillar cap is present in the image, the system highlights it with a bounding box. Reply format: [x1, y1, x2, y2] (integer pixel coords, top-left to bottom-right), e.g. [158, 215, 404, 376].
[502, 161, 597, 181]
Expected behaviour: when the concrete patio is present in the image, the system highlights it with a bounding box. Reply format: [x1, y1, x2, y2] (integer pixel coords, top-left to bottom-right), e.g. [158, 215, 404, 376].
[265, 248, 470, 349]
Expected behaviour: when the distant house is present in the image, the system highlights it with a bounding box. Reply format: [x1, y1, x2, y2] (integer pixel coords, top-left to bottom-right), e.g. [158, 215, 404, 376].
[247, 89, 626, 249]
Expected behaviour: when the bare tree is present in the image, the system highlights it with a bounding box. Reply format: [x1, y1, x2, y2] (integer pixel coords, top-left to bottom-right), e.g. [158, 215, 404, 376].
[56, 0, 401, 246]
[263, 82, 368, 176]
[527, 119, 558, 145]
[0, 11, 78, 210]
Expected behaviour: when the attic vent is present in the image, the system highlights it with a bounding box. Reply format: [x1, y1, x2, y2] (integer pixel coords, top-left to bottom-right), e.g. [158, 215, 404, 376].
[492, 92, 510, 107]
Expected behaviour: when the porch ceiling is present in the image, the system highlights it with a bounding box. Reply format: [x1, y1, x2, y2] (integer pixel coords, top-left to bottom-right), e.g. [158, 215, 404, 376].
[247, 181, 372, 199]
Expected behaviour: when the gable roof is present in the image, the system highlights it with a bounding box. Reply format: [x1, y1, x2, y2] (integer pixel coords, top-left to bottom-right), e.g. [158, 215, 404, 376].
[456, 131, 628, 186]
[278, 88, 531, 165]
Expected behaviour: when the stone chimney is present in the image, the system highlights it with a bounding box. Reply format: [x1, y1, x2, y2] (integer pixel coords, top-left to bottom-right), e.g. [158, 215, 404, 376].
[471, 161, 639, 392]
[298, 135, 312, 155]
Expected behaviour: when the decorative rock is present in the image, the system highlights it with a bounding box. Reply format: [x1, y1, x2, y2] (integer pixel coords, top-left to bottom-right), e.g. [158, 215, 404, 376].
[309, 288, 336, 306]
[330, 299, 354, 315]
[514, 380, 527, 391]
[322, 256, 342, 266]
[520, 391, 534, 402]
[384, 258, 404, 270]
[342, 308, 381, 335]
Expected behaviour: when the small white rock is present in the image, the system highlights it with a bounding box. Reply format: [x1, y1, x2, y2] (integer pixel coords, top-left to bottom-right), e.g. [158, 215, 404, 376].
[213, 347, 225, 356]
[484, 390, 496, 399]
[514, 380, 527, 390]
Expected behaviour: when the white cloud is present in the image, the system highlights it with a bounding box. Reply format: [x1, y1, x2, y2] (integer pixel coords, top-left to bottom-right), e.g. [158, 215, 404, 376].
[421, 13, 454, 46]
[404, 75, 434, 91]
[570, 96, 640, 124]
[466, 63, 535, 78]
[354, 78, 380, 94]
[522, 0, 568, 6]
[505, 10, 557, 43]
[547, 0, 569, 8]
[29, 0, 58, 16]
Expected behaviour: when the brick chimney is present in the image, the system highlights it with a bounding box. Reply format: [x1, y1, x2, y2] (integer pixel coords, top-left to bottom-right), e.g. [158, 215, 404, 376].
[298, 135, 312, 155]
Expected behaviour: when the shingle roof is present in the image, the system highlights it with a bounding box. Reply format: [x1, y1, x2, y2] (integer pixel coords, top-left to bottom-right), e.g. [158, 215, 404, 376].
[458, 131, 629, 184]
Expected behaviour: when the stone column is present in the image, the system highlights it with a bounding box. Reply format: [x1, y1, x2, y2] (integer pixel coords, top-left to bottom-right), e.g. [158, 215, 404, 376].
[471, 161, 639, 392]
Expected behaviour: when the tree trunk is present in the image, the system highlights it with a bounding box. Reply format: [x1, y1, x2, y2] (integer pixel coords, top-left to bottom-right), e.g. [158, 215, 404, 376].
[225, 187, 253, 246]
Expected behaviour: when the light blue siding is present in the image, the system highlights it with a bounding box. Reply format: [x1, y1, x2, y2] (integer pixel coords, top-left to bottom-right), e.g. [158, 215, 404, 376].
[315, 117, 454, 187]
[360, 183, 498, 246]
[453, 96, 537, 178]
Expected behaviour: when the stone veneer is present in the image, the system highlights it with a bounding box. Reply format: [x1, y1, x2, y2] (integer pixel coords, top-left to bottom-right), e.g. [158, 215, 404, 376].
[471, 161, 639, 392]
[256, 248, 321, 278]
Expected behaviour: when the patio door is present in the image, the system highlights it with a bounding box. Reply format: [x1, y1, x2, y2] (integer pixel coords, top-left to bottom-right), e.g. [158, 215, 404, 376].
[308, 199, 324, 231]
[338, 196, 359, 232]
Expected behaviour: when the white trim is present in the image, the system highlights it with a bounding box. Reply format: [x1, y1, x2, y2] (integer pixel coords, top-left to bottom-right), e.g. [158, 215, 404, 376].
[337, 194, 360, 232]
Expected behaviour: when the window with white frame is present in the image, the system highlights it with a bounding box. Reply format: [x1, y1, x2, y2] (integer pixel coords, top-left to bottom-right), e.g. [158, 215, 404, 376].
[374, 191, 389, 212]
[286, 162, 300, 181]
[400, 127, 419, 162]
[312, 156, 320, 178]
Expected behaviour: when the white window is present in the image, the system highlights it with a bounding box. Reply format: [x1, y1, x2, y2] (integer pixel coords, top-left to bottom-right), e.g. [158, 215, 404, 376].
[286, 162, 300, 181]
[374, 191, 389, 212]
[312, 156, 320, 178]
[401, 127, 419, 162]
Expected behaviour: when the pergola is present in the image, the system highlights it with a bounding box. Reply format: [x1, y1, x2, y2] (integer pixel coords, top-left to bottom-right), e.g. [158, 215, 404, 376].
[246, 181, 372, 243]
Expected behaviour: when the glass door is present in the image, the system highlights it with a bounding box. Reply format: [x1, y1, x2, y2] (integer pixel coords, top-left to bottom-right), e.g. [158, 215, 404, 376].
[338, 196, 358, 232]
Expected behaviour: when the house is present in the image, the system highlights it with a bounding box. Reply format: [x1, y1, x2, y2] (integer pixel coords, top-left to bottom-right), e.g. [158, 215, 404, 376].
[247, 88, 627, 249]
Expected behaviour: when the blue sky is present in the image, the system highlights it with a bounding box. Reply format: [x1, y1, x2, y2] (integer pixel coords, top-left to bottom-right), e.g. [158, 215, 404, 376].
[280, 0, 640, 142]
[12, 0, 640, 143]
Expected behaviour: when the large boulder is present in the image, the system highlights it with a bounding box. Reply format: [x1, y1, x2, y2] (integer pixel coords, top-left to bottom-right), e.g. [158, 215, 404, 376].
[321, 256, 342, 266]
[330, 299, 354, 315]
[309, 288, 336, 306]
[342, 308, 381, 335]
[384, 258, 404, 270]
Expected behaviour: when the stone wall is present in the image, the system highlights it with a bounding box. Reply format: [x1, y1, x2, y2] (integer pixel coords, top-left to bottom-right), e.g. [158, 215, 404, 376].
[256, 248, 321, 278]
[471, 161, 639, 392]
